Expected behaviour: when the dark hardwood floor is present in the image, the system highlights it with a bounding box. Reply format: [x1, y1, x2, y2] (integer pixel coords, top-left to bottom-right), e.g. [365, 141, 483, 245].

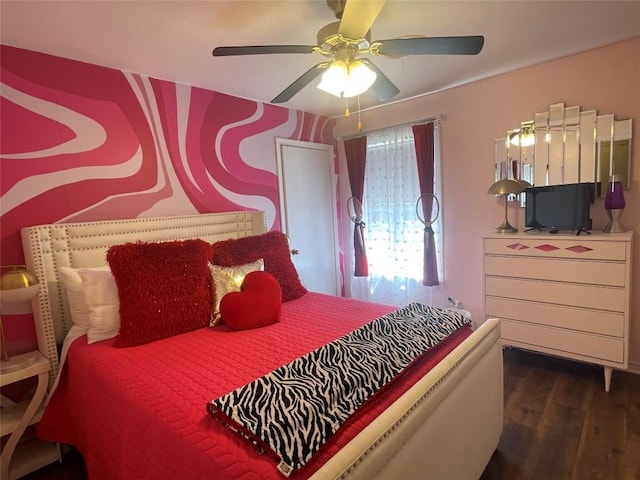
[481, 348, 640, 480]
[22, 447, 87, 480]
[22, 348, 640, 480]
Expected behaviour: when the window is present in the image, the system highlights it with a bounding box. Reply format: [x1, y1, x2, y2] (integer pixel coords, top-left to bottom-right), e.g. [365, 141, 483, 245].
[351, 123, 443, 306]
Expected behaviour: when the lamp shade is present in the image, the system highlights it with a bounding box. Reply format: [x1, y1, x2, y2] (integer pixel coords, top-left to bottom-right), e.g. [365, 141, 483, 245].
[0, 266, 40, 370]
[488, 178, 525, 233]
[0, 266, 39, 304]
[514, 178, 533, 190]
[343, 60, 376, 97]
[604, 175, 625, 210]
[487, 178, 525, 196]
[317, 61, 349, 97]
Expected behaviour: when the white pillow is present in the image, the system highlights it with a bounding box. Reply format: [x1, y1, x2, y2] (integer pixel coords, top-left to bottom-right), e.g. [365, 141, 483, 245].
[77, 268, 120, 344]
[209, 259, 264, 326]
[59, 266, 110, 332]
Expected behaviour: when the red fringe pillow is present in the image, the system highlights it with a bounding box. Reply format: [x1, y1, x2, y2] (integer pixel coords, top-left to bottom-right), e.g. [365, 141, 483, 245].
[220, 271, 282, 330]
[212, 231, 307, 302]
[107, 239, 214, 347]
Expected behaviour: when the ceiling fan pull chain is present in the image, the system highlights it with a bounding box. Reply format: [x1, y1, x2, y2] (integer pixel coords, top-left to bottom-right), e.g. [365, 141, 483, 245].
[345, 97, 350, 118]
[357, 96, 363, 132]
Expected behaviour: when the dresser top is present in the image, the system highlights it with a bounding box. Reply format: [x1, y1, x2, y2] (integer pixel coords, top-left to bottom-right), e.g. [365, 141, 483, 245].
[484, 231, 634, 242]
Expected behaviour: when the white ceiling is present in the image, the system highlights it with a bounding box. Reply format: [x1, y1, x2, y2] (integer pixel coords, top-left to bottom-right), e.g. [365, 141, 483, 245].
[1, 1, 639, 117]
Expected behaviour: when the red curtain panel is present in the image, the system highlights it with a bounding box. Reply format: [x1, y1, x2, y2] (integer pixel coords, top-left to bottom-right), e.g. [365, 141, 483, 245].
[412, 123, 439, 286]
[344, 136, 369, 277]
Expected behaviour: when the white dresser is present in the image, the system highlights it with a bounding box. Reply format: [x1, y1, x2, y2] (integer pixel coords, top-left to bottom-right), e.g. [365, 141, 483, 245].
[483, 231, 633, 391]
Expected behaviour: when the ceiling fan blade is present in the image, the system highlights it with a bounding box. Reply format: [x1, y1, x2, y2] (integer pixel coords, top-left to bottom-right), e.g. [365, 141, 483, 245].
[361, 59, 399, 101]
[272, 63, 330, 104]
[373, 36, 485, 57]
[338, 0, 385, 40]
[213, 45, 316, 56]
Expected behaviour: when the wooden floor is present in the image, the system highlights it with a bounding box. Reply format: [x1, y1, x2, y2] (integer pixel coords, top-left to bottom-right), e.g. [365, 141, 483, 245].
[21, 348, 640, 480]
[481, 348, 640, 480]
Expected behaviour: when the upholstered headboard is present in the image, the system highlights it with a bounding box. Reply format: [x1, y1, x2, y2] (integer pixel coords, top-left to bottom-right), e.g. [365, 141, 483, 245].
[21, 211, 267, 384]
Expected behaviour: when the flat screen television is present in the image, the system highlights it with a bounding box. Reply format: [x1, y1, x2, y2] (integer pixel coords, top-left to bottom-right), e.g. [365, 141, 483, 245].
[524, 183, 595, 235]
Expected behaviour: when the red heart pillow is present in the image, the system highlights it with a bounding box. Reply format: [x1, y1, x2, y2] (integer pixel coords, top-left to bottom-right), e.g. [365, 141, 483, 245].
[219, 271, 282, 330]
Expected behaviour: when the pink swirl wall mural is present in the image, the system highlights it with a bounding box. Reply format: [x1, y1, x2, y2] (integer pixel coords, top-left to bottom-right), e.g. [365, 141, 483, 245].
[0, 45, 338, 353]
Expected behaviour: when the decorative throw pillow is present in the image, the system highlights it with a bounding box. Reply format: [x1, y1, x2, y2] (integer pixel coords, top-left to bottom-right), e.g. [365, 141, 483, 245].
[77, 268, 121, 344]
[106, 239, 214, 347]
[211, 231, 307, 302]
[209, 259, 264, 326]
[59, 265, 110, 333]
[220, 271, 282, 330]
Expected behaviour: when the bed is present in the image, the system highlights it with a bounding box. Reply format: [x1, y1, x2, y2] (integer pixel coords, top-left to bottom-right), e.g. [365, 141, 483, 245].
[22, 211, 503, 480]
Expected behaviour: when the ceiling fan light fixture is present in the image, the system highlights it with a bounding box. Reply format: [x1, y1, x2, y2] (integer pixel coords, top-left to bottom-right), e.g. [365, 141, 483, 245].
[317, 60, 377, 98]
[317, 61, 349, 97]
[509, 131, 535, 147]
[509, 122, 535, 147]
[344, 60, 377, 97]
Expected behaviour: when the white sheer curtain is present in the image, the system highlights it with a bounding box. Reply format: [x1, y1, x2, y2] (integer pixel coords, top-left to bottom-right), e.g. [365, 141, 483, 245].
[351, 123, 444, 307]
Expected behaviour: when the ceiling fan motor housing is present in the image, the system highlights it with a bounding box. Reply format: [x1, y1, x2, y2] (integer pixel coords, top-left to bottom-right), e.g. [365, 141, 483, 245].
[317, 21, 371, 53]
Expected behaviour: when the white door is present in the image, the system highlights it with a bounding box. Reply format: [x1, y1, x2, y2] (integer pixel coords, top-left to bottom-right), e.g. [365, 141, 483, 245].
[276, 138, 340, 296]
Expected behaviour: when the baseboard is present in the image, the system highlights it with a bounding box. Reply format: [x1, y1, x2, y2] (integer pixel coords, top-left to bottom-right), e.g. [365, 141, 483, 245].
[626, 360, 640, 375]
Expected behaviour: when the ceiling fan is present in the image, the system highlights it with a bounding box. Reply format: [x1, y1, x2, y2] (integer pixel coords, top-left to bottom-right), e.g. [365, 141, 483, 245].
[212, 0, 484, 105]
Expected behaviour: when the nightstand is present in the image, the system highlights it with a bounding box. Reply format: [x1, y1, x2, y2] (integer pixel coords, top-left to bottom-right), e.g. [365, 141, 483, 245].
[1, 351, 61, 480]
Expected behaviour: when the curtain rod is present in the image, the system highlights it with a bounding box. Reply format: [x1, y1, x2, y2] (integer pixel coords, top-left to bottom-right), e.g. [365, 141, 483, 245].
[339, 115, 443, 141]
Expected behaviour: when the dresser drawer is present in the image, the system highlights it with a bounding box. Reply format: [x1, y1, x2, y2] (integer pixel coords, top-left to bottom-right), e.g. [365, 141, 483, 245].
[485, 277, 625, 312]
[500, 319, 625, 364]
[486, 297, 624, 337]
[484, 255, 625, 287]
[484, 237, 627, 261]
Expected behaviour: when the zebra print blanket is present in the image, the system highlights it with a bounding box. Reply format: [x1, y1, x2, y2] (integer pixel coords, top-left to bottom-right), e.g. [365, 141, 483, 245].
[207, 303, 470, 477]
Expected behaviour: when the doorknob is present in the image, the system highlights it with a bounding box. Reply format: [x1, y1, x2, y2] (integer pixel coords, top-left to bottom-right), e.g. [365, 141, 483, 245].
[291, 249, 299, 255]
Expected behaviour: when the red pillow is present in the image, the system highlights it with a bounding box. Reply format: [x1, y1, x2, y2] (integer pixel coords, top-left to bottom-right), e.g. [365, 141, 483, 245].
[212, 231, 306, 302]
[220, 271, 282, 330]
[106, 239, 214, 347]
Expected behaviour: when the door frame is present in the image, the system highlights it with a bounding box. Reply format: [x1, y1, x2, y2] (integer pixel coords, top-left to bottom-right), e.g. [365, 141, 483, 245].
[275, 138, 341, 295]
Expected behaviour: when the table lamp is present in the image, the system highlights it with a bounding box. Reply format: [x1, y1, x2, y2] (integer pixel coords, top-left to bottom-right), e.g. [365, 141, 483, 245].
[0, 265, 40, 373]
[488, 178, 525, 233]
[603, 175, 626, 233]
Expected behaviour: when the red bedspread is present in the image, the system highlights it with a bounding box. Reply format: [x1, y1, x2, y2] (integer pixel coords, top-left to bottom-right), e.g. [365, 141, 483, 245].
[38, 293, 471, 480]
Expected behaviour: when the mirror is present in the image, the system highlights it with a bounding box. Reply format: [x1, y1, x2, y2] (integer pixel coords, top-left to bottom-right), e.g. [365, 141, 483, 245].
[494, 124, 534, 185]
[494, 137, 508, 182]
[596, 116, 632, 195]
[499, 103, 632, 196]
[494, 124, 535, 205]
